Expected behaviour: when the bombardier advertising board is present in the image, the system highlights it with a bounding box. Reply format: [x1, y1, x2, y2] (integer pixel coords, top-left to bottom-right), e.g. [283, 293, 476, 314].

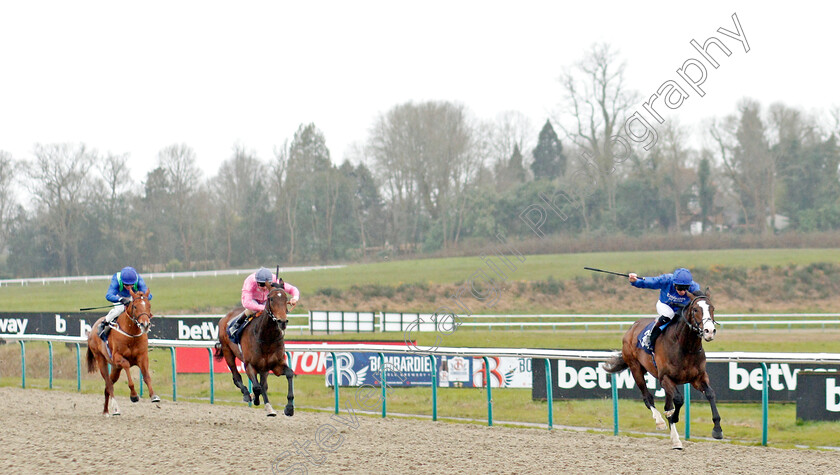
[532, 358, 840, 403]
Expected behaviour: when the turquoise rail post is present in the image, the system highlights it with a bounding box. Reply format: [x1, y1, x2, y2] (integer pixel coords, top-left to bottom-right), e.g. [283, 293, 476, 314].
[75, 343, 81, 392]
[207, 348, 215, 405]
[379, 353, 387, 418]
[248, 378, 253, 407]
[139, 367, 144, 397]
[169, 347, 177, 401]
[286, 351, 294, 411]
[47, 341, 54, 389]
[544, 359, 553, 430]
[331, 352, 339, 414]
[19, 341, 26, 388]
[482, 356, 493, 426]
[429, 355, 437, 422]
[761, 362, 769, 446]
[684, 383, 691, 440]
[611, 372, 619, 435]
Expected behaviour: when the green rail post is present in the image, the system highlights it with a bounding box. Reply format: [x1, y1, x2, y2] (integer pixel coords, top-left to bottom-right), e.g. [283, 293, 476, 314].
[684, 383, 691, 440]
[482, 356, 493, 426]
[19, 341, 26, 388]
[544, 359, 553, 430]
[169, 347, 177, 401]
[208, 348, 215, 404]
[248, 378, 253, 407]
[379, 353, 387, 418]
[139, 366, 144, 397]
[429, 355, 437, 421]
[47, 341, 54, 389]
[761, 362, 769, 446]
[75, 343, 81, 392]
[611, 372, 619, 436]
[331, 352, 339, 414]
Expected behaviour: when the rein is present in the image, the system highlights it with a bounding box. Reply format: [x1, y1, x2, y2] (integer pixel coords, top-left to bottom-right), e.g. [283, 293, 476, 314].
[113, 299, 152, 338]
[683, 295, 715, 337]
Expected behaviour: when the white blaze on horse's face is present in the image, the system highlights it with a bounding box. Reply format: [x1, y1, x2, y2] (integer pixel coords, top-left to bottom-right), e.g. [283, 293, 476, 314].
[698, 301, 716, 341]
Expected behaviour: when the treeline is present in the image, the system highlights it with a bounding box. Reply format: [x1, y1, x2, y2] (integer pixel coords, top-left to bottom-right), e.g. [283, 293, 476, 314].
[1, 45, 839, 278]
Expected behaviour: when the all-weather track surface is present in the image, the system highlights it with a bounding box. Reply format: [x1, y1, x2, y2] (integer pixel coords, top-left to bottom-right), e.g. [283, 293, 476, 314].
[1, 388, 839, 474]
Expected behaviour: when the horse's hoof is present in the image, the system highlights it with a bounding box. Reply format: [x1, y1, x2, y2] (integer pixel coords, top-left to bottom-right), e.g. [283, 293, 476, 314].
[672, 447, 683, 451]
[284, 406, 294, 417]
[242, 394, 252, 403]
[130, 395, 139, 403]
[151, 395, 161, 403]
[712, 429, 723, 439]
[656, 422, 666, 431]
[266, 404, 277, 417]
[254, 398, 261, 407]
[112, 411, 121, 416]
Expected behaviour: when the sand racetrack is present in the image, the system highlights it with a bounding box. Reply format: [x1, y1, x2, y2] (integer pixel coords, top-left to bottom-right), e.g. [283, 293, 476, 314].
[1, 387, 839, 474]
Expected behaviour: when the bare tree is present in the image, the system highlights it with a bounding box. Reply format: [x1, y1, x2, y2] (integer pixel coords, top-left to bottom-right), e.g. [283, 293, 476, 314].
[0, 151, 18, 251]
[559, 43, 639, 225]
[157, 144, 202, 266]
[27, 143, 97, 275]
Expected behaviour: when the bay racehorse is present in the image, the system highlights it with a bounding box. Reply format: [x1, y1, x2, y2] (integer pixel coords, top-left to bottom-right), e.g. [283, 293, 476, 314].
[214, 283, 295, 417]
[604, 290, 722, 449]
[86, 287, 159, 415]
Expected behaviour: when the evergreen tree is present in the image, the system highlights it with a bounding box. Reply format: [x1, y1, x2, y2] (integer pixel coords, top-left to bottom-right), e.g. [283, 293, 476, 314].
[531, 120, 565, 180]
[508, 144, 526, 183]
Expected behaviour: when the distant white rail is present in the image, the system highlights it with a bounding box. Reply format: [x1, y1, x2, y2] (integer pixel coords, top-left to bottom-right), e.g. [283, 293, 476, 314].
[0, 265, 345, 286]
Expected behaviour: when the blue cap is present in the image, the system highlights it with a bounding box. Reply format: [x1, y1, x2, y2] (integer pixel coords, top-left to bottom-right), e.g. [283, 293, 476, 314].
[121, 267, 138, 285]
[255, 267, 272, 283]
[673, 268, 692, 286]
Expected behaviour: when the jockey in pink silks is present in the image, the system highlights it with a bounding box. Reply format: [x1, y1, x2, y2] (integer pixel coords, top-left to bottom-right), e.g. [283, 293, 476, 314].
[228, 267, 300, 336]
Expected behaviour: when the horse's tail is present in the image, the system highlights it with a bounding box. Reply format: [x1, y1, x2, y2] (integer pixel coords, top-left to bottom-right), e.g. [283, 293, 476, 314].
[213, 341, 224, 361]
[603, 353, 628, 374]
[86, 346, 96, 373]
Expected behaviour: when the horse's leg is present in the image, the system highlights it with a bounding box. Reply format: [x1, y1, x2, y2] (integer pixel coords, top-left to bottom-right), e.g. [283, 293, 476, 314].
[138, 352, 159, 403]
[261, 371, 276, 416]
[660, 376, 682, 450]
[283, 365, 295, 417]
[114, 355, 138, 403]
[108, 363, 122, 416]
[694, 376, 723, 439]
[96, 355, 112, 416]
[628, 360, 665, 430]
[245, 364, 262, 407]
[222, 346, 250, 403]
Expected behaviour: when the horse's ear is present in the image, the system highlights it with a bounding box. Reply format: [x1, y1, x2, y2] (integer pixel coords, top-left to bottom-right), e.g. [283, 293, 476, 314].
[686, 291, 695, 300]
[271, 282, 282, 289]
[705, 286, 711, 298]
[145, 288, 150, 297]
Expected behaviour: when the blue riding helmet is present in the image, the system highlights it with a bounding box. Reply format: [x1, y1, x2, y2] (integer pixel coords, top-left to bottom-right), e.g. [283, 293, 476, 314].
[255, 267, 273, 284]
[121, 266, 138, 285]
[673, 268, 692, 286]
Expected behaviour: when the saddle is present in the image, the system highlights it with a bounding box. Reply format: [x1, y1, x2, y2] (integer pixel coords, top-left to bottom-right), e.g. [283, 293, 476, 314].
[227, 312, 256, 344]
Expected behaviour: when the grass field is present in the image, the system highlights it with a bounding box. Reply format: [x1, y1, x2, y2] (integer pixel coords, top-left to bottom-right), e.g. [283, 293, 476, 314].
[3, 248, 840, 313]
[2, 249, 840, 448]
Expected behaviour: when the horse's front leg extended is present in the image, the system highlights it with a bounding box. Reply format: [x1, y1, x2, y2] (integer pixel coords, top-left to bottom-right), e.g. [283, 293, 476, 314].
[108, 363, 122, 416]
[695, 378, 723, 439]
[114, 355, 138, 403]
[284, 365, 295, 417]
[260, 372, 277, 416]
[138, 353, 159, 403]
[660, 376, 683, 450]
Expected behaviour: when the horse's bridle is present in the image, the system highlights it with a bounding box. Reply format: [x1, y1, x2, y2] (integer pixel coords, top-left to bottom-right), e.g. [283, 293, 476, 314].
[264, 289, 288, 331]
[112, 297, 153, 338]
[684, 295, 716, 337]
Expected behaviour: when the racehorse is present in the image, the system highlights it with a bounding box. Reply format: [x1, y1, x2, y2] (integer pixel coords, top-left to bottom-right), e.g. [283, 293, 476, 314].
[603, 290, 722, 449]
[86, 287, 159, 416]
[214, 283, 295, 417]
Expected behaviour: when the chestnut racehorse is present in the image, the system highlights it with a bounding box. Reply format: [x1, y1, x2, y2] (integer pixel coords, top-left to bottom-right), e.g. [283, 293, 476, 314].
[214, 283, 295, 417]
[86, 287, 158, 415]
[604, 290, 722, 449]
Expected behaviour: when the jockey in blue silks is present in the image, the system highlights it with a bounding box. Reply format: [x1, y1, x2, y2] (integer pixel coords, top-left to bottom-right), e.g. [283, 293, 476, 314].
[99, 266, 152, 338]
[628, 268, 700, 348]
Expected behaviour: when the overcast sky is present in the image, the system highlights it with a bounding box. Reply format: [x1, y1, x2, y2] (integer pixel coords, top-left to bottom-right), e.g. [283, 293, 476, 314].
[0, 1, 833, 183]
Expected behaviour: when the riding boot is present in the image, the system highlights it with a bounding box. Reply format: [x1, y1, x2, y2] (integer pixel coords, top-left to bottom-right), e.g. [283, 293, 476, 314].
[649, 315, 671, 349]
[99, 320, 111, 340]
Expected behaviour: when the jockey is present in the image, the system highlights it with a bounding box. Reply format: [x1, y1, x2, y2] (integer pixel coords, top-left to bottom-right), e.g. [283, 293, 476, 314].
[229, 267, 300, 337]
[628, 267, 700, 349]
[100, 266, 152, 338]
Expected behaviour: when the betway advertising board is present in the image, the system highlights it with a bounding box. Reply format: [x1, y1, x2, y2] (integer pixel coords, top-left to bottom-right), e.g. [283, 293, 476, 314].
[326, 354, 532, 388]
[0, 312, 225, 340]
[532, 358, 840, 403]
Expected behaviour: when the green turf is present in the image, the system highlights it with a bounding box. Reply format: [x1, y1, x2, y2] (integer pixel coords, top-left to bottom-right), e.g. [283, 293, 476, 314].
[3, 248, 840, 313]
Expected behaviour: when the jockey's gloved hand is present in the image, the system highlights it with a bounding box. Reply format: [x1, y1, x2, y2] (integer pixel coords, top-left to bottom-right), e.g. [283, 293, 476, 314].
[119, 297, 131, 305]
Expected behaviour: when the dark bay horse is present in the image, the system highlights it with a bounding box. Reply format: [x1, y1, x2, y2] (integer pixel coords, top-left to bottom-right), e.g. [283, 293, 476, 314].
[604, 290, 722, 449]
[86, 287, 159, 416]
[214, 283, 295, 417]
